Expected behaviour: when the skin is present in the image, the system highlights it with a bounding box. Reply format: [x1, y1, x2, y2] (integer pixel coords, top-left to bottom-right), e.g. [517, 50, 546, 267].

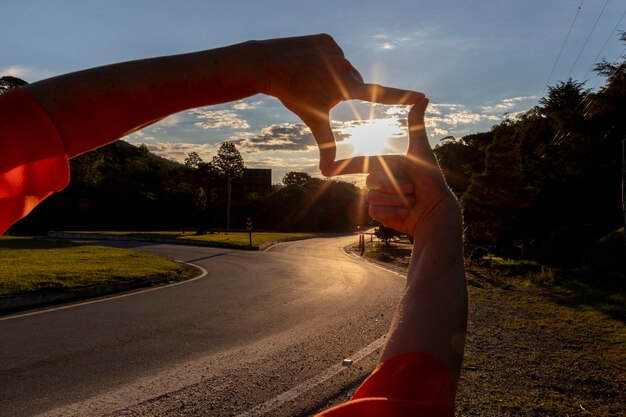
[22, 34, 423, 176]
[365, 99, 467, 390]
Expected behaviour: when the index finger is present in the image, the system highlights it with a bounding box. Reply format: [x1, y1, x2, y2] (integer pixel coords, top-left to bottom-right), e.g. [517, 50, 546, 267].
[328, 154, 402, 176]
[347, 83, 425, 105]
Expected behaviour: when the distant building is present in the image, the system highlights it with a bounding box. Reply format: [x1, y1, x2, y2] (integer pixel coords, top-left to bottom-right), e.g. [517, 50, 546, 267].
[237, 168, 272, 194]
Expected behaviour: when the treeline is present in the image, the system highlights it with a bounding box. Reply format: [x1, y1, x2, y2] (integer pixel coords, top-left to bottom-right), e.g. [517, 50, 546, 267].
[12, 141, 367, 233]
[435, 34, 625, 269]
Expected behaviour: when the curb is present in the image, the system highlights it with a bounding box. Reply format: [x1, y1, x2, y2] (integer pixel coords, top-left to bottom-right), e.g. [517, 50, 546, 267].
[0, 262, 200, 316]
[47, 231, 260, 250]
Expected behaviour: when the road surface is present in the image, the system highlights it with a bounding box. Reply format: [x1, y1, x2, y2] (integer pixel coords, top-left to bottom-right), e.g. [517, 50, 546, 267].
[0, 234, 405, 416]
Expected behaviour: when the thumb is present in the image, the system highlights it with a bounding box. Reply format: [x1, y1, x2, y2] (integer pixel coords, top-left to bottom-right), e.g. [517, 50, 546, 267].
[406, 98, 433, 160]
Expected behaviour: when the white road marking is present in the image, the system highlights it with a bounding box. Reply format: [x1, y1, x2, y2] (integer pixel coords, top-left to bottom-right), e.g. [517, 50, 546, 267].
[0, 260, 208, 321]
[234, 335, 386, 417]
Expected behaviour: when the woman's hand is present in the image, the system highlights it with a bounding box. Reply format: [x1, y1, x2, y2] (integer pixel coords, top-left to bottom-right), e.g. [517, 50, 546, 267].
[257, 34, 424, 176]
[363, 98, 460, 237]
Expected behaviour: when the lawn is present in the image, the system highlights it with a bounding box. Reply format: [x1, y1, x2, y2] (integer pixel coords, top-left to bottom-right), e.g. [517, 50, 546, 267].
[60, 231, 318, 248]
[0, 237, 187, 296]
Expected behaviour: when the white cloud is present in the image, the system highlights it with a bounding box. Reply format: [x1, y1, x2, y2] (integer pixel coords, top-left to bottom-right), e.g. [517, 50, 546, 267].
[0, 65, 53, 82]
[365, 28, 433, 51]
[190, 108, 249, 129]
[482, 96, 538, 114]
[129, 141, 217, 163]
[232, 102, 250, 110]
[158, 114, 183, 127]
[431, 127, 450, 137]
[231, 100, 264, 110]
[232, 123, 317, 152]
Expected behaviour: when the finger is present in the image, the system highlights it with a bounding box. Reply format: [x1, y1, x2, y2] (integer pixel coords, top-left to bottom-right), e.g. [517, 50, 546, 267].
[367, 190, 415, 207]
[406, 98, 436, 161]
[369, 205, 409, 222]
[366, 171, 413, 193]
[307, 119, 337, 177]
[330, 154, 402, 176]
[347, 83, 425, 105]
[342, 60, 365, 84]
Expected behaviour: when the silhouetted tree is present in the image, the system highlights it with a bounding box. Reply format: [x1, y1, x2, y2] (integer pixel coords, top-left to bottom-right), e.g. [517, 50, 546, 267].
[212, 142, 244, 179]
[375, 225, 400, 246]
[282, 171, 311, 187]
[0, 75, 27, 94]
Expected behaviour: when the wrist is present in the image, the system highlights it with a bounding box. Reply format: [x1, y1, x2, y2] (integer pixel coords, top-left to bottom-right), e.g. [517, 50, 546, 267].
[412, 196, 462, 238]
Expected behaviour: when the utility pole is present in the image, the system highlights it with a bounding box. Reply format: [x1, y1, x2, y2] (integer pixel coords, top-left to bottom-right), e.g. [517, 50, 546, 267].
[226, 175, 231, 232]
[622, 138, 626, 250]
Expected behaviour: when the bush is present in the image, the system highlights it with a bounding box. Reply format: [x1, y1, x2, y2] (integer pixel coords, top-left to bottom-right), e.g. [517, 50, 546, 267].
[531, 266, 558, 286]
[375, 226, 401, 246]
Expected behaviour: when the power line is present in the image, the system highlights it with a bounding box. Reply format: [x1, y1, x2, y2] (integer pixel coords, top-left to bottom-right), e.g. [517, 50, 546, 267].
[582, 8, 626, 82]
[587, 44, 626, 92]
[545, 0, 585, 92]
[567, 0, 611, 80]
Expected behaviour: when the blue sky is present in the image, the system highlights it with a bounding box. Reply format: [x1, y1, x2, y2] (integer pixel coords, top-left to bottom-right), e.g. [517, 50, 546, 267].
[2, 0, 624, 183]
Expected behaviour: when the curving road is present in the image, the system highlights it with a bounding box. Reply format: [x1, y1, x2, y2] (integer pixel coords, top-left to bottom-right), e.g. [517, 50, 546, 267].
[0, 234, 405, 417]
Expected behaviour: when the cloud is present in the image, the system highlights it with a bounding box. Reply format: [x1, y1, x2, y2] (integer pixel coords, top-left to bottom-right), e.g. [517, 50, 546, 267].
[190, 108, 249, 129]
[331, 101, 409, 122]
[127, 141, 217, 163]
[482, 96, 538, 114]
[231, 99, 264, 110]
[366, 29, 432, 51]
[428, 103, 500, 127]
[156, 113, 183, 127]
[232, 123, 318, 152]
[246, 156, 319, 170]
[431, 127, 450, 137]
[0, 65, 53, 82]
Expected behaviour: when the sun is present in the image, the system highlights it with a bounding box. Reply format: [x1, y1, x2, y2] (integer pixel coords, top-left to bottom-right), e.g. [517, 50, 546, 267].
[336, 117, 407, 158]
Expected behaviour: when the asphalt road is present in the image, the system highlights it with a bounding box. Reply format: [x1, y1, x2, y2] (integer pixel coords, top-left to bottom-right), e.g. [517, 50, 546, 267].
[0, 234, 405, 417]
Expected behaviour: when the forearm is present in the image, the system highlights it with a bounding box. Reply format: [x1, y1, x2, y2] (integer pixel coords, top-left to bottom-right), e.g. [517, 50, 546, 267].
[23, 41, 263, 157]
[379, 198, 467, 388]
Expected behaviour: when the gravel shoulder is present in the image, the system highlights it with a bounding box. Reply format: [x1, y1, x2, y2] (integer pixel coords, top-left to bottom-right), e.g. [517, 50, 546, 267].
[341, 242, 626, 417]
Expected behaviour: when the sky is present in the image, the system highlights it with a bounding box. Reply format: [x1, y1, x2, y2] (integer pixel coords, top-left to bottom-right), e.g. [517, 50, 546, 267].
[2, 0, 625, 184]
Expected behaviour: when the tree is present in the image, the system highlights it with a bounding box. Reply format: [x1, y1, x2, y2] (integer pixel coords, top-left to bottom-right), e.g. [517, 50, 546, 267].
[212, 142, 244, 179]
[0, 75, 28, 95]
[184, 151, 204, 169]
[538, 78, 588, 114]
[282, 171, 311, 187]
[375, 225, 400, 246]
[433, 137, 486, 192]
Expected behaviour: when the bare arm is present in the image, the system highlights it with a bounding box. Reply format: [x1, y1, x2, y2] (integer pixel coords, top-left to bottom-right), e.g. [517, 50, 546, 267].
[365, 99, 467, 389]
[22, 34, 423, 174]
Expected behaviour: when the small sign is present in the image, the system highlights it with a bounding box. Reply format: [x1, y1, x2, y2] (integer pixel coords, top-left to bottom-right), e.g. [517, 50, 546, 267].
[246, 217, 253, 246]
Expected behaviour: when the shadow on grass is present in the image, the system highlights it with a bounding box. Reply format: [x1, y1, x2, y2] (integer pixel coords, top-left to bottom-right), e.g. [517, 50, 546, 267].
[552, 272, 626, 324]
[0, 237, 76, 250]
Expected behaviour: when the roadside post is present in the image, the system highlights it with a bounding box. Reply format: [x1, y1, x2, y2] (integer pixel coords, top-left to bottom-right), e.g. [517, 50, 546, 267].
[246, 217, 253, 247]
[359, 233, 365, 256]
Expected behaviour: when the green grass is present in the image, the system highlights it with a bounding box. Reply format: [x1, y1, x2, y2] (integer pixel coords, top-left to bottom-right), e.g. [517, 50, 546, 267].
[63, 231, 317, 248]
[0, 237, 187, 296]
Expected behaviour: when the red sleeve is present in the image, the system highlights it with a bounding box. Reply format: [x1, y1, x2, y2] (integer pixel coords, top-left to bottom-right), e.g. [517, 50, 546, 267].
[0, 88, 70, 234]
[315, 352, 455, 417]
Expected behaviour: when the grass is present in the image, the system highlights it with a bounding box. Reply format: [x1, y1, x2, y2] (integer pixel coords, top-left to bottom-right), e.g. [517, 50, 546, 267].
[357, 238, 413, 270]
[356, 240, 626, 415]
[62, 231, 318, 248]
[0, 237, 187, 296]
